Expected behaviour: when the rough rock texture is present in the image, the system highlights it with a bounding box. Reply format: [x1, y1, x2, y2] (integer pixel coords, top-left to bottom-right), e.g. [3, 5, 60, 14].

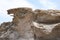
[32, 9, 60, 40]
[0, 8, 60, 40]
[7, 8, 35, 40]
[34, 9, 60, 24]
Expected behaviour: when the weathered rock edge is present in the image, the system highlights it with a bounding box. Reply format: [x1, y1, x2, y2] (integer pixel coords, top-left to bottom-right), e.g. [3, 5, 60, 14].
[0, 7, 60, 40]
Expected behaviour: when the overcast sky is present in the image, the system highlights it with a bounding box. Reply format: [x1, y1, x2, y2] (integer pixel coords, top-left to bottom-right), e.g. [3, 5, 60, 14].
[0, 0, 60, 24]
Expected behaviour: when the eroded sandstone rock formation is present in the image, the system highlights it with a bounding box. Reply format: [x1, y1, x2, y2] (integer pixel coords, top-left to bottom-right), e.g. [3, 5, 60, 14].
[0, 7, 60, 40]
[32, 9, 60, 40]
[7, 8, 35, 40]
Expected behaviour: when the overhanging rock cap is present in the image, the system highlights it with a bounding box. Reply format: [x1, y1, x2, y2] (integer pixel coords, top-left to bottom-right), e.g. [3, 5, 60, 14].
[7, 7, 32, 14]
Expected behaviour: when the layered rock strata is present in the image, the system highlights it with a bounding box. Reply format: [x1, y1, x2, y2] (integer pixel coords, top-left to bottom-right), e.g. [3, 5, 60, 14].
[0, 8, 60, 40]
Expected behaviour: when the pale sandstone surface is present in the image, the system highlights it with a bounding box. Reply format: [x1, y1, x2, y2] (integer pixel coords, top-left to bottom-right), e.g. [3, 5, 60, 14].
[32, 9, 60, 40]
[0, 8, 60, 40]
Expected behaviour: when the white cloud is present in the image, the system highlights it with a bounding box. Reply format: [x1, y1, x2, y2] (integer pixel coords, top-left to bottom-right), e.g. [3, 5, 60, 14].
[0, 0, 35, 24]
[38, 0, 57, 9]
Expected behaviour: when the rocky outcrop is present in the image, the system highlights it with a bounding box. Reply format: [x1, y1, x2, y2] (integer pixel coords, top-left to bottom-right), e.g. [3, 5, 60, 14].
[0, 8, 60, 40]
[34, 9, 60, 24]
[7, 8, 35, 40]
[32, 9, 60, 40]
